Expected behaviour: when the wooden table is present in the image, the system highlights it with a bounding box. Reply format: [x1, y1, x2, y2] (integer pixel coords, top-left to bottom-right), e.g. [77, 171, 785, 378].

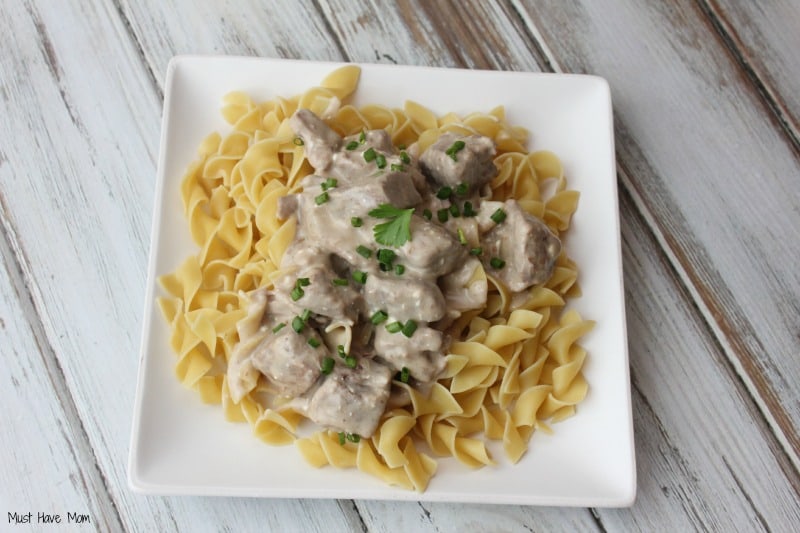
[2, 1, 798, 531]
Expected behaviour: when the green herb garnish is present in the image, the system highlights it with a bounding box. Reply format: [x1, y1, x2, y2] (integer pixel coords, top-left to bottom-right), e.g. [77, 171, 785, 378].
[345, 140, 359, 150]
[490, 208, 507, 224]
[351, 217, 363, 227]
[272, 322, 286, 333]
[332, 278, 349, 286]
[445, 140, 466, 161]
[344, 356, 357, 368]
[352, 270, 367, 284]
[308, 337, 321, 348]
[386, 321, 403, 333]
[315, 191, 329, 205]
[290, 286, 304, 301]
[321, 357, 334, 375]
[400, 367, 410, 383]
[293, 137, 304, 146]
[401, 320, 417, 338]
[371, 310, 388, 325]
[490, 257, 506, 269]
[462, 201, 477, 217]
[356, 245, 372, 258]
[457, 228, 467, 245]
[368, 204, 415, 247]
[363, 147, 377, 162]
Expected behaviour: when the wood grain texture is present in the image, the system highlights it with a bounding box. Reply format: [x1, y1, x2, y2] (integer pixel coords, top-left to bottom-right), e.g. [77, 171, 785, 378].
[0, 217, 121, 531]
[0, 1, 360, 531]
[703, 0, 800, 149]
[507, 0, 800, 466]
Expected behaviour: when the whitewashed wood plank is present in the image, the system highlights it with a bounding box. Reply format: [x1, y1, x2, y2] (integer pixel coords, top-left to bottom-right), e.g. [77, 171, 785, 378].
[0, 1, 363, 531]
[507, 0, 800, 467]
[704, 0, 800, 145]
[613, 190, 800, 531]
[117, 0, 346, 89]
[0, 226, 120, 531]
[356, 500, 602, 533]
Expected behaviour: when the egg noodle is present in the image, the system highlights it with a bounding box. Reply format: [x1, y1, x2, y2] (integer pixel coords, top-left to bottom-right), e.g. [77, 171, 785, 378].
[157, 65, 593, 491]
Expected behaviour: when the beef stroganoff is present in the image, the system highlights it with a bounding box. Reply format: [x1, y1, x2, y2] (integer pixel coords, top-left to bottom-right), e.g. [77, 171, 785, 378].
[158, 65, 593, 491]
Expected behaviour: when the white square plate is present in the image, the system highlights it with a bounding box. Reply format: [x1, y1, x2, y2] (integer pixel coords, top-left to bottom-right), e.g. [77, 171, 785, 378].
[129, 56, 634, 506]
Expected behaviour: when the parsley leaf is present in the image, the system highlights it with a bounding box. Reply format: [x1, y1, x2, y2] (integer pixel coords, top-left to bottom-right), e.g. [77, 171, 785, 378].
[368, 204, 414, 247]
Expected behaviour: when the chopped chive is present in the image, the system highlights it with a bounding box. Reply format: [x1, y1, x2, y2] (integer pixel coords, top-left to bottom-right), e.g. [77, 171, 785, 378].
[321, 357, 335, 375]
[346, 433, 361, 443]
[291, 316, 305, 333]
[394, 264, 405, 276]
[300, 309, 311, 322]
[272, 322, 286, 333]
[379, 262, 391, 272]
[293, 137, 304, 146]
[358, 131, 366, 144]
[344, 355, 357, 368]
[321, 177, 338, 191]
[457, 228, 467, 245]
[308, 337, 321, 348]
[400, 151, 410, 164]
[363, 147, 377, 162]
[332, 278, 349, 286]
[490, 257, 506, 269]
[386, 321, 403, 333]
[296, 277, 310, 287]
[290, 286, 304, 301]
[445, 140, 466, 161]
[390, 163, 404, 172]
[351, 216, 363, 227]
[455, 183, 469, 196]
[449, 203, 460, 218]
[400, 367, 410, 383]
[397, 144, 406, 150]
[401, 320, 417, 338]
[337, 344, 347, 358]
[345, 140, 359, 150]
[462, 201, 477, 217]
[436, 186, 453, 199]
[352, 270, 367, 284]
[490, 208, 507, 224]
[437, 208, 449, 223]
[356, 245, 372, 258]
[376, 154, 387, 169]
[422, 208, 432, 221]
[469, 247, 483, 256]
[338, 431, 346, 445]
[376, 249, 397, 264]
[315, 191, 329, 205]
[371, 310, 388, 325]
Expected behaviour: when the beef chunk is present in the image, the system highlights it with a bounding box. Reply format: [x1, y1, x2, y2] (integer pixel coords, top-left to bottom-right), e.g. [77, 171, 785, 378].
[306, 358, 392, 437]
[481, 200, 561, 291]
[420, 132, 497, 189]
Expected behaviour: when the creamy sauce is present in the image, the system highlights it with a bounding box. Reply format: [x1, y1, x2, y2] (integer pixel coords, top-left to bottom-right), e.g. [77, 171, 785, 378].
[226, 110, 561, 437]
